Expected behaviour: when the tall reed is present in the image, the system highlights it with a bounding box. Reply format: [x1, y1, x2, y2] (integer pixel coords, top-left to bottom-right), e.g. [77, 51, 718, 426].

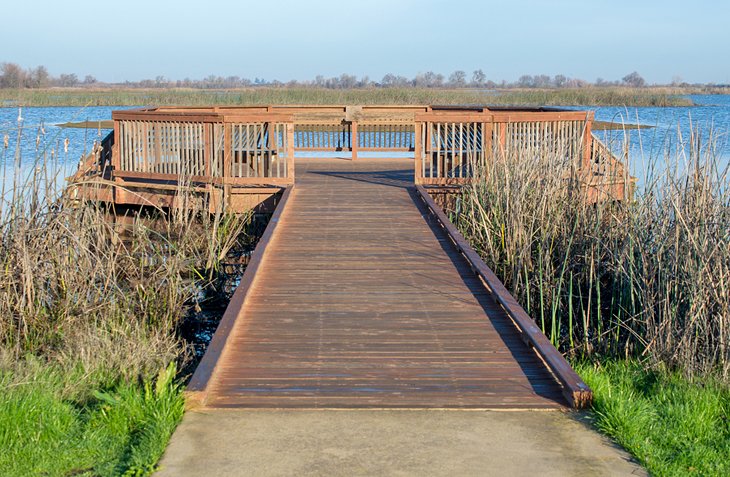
[0, 132, 252, 383]
[456, 130, 729, 379]
[0, 86, 693, 108]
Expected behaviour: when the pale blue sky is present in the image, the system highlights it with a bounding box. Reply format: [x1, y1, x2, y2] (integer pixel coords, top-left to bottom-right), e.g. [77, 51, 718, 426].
[2, 0, 728, 84]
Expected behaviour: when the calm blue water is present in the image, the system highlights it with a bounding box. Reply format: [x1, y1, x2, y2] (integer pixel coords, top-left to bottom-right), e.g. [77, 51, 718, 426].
[2, 96, 729, 191]
[580, 95, 730, 183]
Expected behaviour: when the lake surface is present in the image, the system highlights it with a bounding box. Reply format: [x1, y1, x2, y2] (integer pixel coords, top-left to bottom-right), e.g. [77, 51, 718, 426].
[1, 96, 729, 193]
[583, 94, 730, 182]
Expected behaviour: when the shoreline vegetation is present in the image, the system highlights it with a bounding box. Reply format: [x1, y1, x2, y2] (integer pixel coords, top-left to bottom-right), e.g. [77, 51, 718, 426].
[0, 86, 709, 108]
[454, 129, 729, 475]
[0, 104, 727, 476]
[0, 132, 260, 475]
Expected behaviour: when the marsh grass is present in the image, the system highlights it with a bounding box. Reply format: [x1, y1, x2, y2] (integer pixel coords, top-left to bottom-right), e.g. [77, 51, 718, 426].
[0, 86, 694, 107]
[0, 127, 255, 475]
[456, 129, 729, 379]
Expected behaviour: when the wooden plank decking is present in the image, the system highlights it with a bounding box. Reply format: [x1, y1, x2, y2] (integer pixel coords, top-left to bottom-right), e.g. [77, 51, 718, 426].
[200, 158, 567, 409]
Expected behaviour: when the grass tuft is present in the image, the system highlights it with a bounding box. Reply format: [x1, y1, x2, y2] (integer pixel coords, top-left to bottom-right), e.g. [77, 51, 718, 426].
[575, 360, 730, 476]
[0, 362, 184, 476]
[456, 128, 729, 378]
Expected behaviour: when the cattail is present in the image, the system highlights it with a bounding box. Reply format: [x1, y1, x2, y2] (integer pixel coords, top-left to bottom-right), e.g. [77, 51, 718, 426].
[64, 138, 69, 153]
[3, 135, 8, 149]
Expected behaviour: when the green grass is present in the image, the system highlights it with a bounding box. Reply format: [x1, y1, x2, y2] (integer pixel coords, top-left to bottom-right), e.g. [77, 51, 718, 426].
[0, 361, 183, 477]
[575, 360, 730, 477]
[0, 86, 695, 107]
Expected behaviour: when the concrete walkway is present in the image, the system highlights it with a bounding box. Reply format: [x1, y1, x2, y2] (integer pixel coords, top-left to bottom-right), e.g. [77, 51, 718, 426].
[156, 410, 645, 476]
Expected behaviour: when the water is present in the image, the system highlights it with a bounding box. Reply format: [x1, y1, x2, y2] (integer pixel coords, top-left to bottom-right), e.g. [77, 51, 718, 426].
[578, 95, 730, 184]
[2, 97, 729, 192]
[0, 106, 137, 196]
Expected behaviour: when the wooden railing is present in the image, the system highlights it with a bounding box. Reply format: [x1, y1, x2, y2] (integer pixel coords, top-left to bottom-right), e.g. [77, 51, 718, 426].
[583, 134, 635, 202]
[111, 109, 294, 187]
[88, 106, 632, 205]
[294, 122, 351, 151]
[414, 110, 596, 186]
[357, 122, 415, 152]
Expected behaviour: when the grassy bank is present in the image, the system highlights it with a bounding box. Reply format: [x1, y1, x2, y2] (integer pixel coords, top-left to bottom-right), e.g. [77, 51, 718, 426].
[0, 86, 695, 107]
[0, 361, 183, 476]
[575, 360, 729, 476]
[0, 142, 255, 474]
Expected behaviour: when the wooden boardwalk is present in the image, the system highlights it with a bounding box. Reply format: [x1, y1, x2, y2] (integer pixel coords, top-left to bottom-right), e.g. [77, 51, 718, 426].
[200, 158, 567, 409]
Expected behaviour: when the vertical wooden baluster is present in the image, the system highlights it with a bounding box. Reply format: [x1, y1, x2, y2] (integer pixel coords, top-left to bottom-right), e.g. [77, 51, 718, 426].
[459, 122, 460, 177]
[286, 122, 295, 182]
[351, 121, 358, 160]
[583, 113, 593, 171]
[414, 121, 422, 185]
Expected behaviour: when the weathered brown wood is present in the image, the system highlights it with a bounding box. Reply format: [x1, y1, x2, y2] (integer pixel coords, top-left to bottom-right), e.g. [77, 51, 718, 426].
[415, 185, 592, 408]
[414, 121, 423, 185]
[78, 105, 631, 213]
[187, 186, 294, 408]
[582, 112, 595, 170]
[191, 158, 576, 410]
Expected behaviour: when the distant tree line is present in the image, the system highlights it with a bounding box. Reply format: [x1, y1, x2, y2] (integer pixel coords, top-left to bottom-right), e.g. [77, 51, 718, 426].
[0, 62, 718, 90]
[0, 62, 97, 88]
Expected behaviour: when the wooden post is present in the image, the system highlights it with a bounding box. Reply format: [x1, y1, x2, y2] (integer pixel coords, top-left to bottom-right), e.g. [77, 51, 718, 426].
[498, 122, 506, 155]
[112, 119, 121, 172]
[414, 121, 423, 185]
[582, 112, 594, 171]
[141, 122, 149, 173]
[223, 122, 232, 209]
[286, 123, 295, 183]
[350, 121, 358, 160]
[266, 121, 274, 178]
[483, 119, 493, 163]
[203, 123, 213, 211]
[154, 122, 162, 174]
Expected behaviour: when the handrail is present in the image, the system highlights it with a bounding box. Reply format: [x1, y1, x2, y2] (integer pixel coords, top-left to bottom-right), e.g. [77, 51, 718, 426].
[416, 185, 593, 408]
[111, 113, 295, 188]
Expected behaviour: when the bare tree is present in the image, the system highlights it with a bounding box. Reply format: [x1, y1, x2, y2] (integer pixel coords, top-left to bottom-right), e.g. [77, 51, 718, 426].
[448, 70, 467, 87]
[58, 73, 79, 87]
[338, 74, 358, 88]
[553, 74, 567, 88]
[382, 73, 397, 87]
[29, 66, 51, 88]
[0, 63, 26, 88]
[472, 69, 486, 86]
[534, 74, 551, 88]
[622, 71, 646, 87]
[517, 75, 534, 88]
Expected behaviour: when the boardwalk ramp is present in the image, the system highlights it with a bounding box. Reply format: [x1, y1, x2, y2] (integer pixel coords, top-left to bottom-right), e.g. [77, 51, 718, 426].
[188, 158, 589, 409]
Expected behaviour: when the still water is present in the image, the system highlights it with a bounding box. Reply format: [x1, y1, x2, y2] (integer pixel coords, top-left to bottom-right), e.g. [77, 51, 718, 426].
[583, 94, 730, 181]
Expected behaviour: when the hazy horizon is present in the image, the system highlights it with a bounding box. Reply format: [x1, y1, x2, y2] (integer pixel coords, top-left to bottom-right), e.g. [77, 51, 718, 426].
[2, 0, 728, 85]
